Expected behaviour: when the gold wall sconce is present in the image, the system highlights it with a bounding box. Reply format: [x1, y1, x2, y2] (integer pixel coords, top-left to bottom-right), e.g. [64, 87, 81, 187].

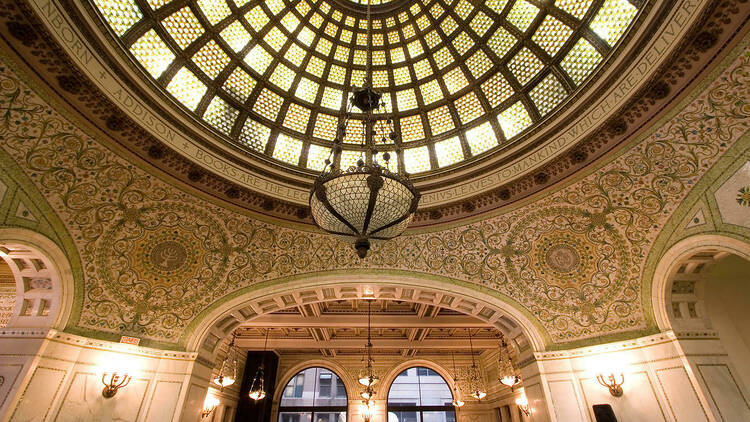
[202, 396, 219, 418]
[597, 372, 625, 397]
[515, 395, 530, 416]
[101, 372, 131, 398]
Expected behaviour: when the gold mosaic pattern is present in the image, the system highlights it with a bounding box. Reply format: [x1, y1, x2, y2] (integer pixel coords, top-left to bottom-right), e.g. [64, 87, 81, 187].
[94, 0, 142, 36]
[465, 121, 498, 155]
[530, 73, 567, 116]
[129, 30, 174, 78]
[497, 101, 532, 139]
[561, 38, 603, 85]
[166, 67, 206, 110]
[2, 29, 746, 352]
[434, 137, 464, 167]
[203, 97, 238, 135]
[161, 7, 204, 50]
[533, 16, 573, 57]
[590, 0, 639, 46]
[239, 119, 271, 152]
[272, 134, 303, 164]
[92, 0, 640, 172]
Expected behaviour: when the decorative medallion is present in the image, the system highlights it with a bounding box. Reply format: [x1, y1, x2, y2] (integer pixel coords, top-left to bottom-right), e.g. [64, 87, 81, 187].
[545, 244, 581, 273]
[93, 201, 231, 337]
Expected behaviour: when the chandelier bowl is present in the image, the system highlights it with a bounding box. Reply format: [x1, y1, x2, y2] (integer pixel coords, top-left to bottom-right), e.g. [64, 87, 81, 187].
[310, 163, 420, 258]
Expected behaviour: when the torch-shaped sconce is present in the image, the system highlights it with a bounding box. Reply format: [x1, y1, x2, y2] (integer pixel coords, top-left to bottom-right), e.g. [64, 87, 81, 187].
[202, 395, 219, 418]
[515, 394, 530, 416]
[101, 372, 131, 398]
[596, 372, 625, 397]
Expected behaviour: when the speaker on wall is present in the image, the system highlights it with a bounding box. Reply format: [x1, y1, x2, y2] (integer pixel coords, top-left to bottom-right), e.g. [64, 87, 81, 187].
[592, 404, 618, 422]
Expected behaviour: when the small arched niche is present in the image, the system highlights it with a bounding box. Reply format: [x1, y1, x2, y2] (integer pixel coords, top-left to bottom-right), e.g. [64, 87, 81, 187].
[0, 228, 73, 331]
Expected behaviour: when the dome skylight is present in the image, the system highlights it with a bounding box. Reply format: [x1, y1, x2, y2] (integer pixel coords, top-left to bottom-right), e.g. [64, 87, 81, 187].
[91, 0, 639, 175]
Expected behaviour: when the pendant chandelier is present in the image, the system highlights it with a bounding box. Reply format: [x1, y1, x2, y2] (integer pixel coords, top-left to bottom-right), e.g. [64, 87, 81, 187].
[309, 0, 420, 259]
[213, 333, 237, 388]
[450, 352, 465, 408]
[358, 299, 379, 388]
[498, 336, 521, 389]
[249, 329, 269, 401]
[467, 329, 487, 400]
[359, 298, 377, 418]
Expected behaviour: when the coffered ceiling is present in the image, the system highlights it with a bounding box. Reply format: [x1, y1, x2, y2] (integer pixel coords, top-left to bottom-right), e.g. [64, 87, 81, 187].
[236, 299, 502, 357]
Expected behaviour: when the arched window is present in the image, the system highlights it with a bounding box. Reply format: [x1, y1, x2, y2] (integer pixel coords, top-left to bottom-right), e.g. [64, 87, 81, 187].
[278, 367, 348, 422]
[387, 367, 456, 422]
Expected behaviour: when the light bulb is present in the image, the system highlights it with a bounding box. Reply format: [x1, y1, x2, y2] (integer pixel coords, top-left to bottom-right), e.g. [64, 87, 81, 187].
[452, 398, 465, 407]
[471, 390, 486, 400]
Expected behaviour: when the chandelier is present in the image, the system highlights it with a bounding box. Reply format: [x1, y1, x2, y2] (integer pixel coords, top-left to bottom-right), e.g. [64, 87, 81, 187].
[359, 298, 378, 419]
[450, 352, 465, 408]
[466, 329, 487, 400]
[309, 0, 420, 259]
[498, 336, 521, 389]
[248, 329, 269, 401]
[213, 333, 237, 388]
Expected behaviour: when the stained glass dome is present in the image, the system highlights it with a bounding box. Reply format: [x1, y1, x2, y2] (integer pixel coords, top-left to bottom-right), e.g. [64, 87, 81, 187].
[91, 0, 639, 176]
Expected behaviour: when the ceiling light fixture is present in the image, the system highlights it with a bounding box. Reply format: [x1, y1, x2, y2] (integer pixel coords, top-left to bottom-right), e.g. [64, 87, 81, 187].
[309, 0, 420, 259]
[467, 328, 487, 400]
[213, 333, 237, 388]
[498, 336, 521, 389]
[450, 352, 465, 408]
[358, 298, 379, 387]
[248, 329, 269, 401]
[360, 298, 378, 422]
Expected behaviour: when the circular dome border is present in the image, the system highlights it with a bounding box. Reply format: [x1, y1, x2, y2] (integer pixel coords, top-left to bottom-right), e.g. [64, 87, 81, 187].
[3, 0, 738, 226]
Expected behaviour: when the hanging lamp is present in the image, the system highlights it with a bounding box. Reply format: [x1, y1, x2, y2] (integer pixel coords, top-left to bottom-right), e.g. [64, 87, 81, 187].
[467, 329, 487, 400]
[358, 299, 379, 387]
[309, 0, 420, 259]
[213, 333, 237, 387]
[450, 352, 465, 408]
[498, 336, 521, 389]
[248, 329, 269, 401]
[360, 298, 377, 422]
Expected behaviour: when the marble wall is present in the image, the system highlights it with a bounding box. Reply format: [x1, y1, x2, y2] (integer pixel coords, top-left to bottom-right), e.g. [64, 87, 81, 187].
[0, 330, 212, 422]
[526, 332, 750, 422]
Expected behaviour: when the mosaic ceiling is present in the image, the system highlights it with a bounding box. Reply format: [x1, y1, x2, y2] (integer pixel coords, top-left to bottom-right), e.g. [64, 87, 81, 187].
[90, 0, 639, 175]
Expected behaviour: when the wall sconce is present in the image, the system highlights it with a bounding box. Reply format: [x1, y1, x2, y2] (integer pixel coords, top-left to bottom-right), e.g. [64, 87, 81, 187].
[101, 372, 131, 398]
[202, 396, 219, 418]
[597, 372, 624, 397]
[515, 395, 530, 416]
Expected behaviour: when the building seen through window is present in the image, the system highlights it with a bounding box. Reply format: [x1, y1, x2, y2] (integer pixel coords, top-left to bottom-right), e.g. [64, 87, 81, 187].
[388, 367, 456, 422]
[279, 367, 347, 422]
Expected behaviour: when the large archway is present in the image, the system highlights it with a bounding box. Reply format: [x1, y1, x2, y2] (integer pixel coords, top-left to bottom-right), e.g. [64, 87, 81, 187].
[185, 271, 548, 358]
[651, 234, 750, 420]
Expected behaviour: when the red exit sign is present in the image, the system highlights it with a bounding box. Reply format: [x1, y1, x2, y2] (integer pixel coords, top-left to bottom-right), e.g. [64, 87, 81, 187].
[119, 336, 141, 346]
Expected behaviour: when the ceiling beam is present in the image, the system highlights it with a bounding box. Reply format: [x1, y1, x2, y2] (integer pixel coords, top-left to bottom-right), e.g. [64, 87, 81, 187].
[243, 314, 488, 328]
[234, 337, 499, 349]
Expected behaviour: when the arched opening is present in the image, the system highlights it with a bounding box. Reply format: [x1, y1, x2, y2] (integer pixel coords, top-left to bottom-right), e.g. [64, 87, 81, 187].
[278, 367, 348, 422]
[703, 255, 750, 391]
[0, 258, 14, 327]
[652, 235, 750, 419]
[387, 367, 455, 422]
[187, 273, 546, 358]
[0, 228, 73, 330]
